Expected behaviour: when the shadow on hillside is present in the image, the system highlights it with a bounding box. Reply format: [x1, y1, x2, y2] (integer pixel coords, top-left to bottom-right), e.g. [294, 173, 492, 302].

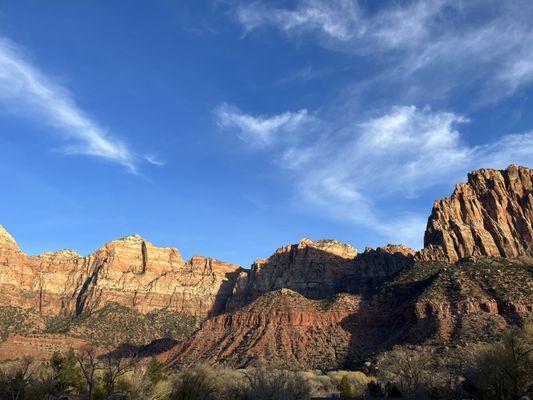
[339, 272, 440, 368]
[208, 244, 426, 368]
[177, 246, 437, 369]
[207, 269, 244, 318]
[102, 337, 179, 359]
[224, 245, 416, 313]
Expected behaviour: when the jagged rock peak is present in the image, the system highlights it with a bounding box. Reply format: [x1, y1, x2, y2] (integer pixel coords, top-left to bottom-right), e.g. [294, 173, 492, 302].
[37, 249, 81, 260]
[0, 225, 18, 247]
[296, 237, 359, 259]
[363, 244, 416, 257]
[422, 165, 532, 263]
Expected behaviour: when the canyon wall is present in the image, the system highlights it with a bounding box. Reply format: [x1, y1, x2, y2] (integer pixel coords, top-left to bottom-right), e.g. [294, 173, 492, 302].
[422, 165, 533, 262]
[228, 238, 414, 310]
[0, 165, 531, 365]
[168, 258, 533, 370]
[0, 230, 242, 318]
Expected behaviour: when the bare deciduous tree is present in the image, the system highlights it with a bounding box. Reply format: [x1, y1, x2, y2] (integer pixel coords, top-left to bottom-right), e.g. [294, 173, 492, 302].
[74, 345, 101, 400]
[466, 324, 533, 400]
[101, 350, 134, 398]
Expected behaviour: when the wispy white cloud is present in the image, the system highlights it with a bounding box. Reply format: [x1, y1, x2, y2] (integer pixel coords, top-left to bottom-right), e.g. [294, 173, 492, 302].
[0, 38, 153, 171]
[143, 155, 165, 167]
[237, 0, 363, 41]
[495, 47, 533, 95]
[236, 0, 444, 49]
[303, 106, 533, 247]
[219, 104, 533, 248]
[214, 103, 311, 147]
[234, 0, 533, 99]
[222, 1, 533, 247]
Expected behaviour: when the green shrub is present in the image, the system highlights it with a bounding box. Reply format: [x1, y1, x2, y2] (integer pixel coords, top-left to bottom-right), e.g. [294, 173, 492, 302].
[170, 364, 218, 400]
[339, 375, 355, 398]
[50, 349, 84, 395]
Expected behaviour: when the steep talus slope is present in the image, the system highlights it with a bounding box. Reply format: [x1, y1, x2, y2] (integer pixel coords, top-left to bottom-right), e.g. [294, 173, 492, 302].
[0, 230, 242, 319]
[422, 165, 533, 262]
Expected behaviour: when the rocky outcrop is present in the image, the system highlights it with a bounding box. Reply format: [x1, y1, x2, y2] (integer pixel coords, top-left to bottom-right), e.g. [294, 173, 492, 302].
[0, 227, 242, 318]
[421, 165, 533, 262]
[227, 239, 414, 311]
[168, 258, 532, 370]
[167, 289, 388, 370]
[0, 226, 25, 265]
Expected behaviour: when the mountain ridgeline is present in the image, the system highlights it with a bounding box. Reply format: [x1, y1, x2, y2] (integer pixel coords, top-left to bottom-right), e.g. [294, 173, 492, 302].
[0, 165, 531, 368]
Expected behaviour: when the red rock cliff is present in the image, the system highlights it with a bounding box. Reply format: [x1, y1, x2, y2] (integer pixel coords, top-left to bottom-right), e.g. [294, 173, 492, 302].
[228, 238, 414, 311]
[422, 165, 533, 262]
[0, 229, 242, 318]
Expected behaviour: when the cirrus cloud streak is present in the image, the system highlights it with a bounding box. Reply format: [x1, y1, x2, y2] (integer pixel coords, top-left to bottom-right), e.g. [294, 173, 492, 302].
[217, 104, 533, 248]
[0, 37, 156, 171]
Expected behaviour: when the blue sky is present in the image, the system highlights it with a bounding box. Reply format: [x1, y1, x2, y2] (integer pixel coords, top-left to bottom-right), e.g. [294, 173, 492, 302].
[0, 0, 532, 266]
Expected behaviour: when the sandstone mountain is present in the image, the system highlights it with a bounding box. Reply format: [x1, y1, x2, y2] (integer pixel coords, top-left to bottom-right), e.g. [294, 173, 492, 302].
[0, 231, 242, 318]
[422, 164, 532, 262]
[0, 165, 531, 368]
[168, 289, 364, 370]
[166, 165, 532, 369]
[168, 257, 532, 370]
[227, 239, 415, 311]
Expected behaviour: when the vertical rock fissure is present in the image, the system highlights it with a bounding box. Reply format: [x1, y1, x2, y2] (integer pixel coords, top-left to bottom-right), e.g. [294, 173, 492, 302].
[141, 240, 148, 274]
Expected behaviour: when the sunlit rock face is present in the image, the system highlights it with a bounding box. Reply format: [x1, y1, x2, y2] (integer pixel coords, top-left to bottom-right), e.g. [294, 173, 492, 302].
[0, 229, 242, 318]
[421, 165, 533, 263]
[167, 289, 374, 370]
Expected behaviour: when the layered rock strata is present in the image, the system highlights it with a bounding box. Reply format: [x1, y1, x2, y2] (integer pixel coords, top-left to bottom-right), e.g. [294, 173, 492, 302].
[0, 230, 242, 318]
[167, 289, 388, 370]
[422, 165, 533, 262]
[168, 259, 532, 370]
[228, 239, 414, 310]
[0, 165, 532, 366]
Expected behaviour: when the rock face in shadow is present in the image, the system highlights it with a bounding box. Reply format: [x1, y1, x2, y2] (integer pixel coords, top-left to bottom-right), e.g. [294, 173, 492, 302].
[227, 239, 414, 311]
[421, 165, 533, 263]
[0, 229, 242, 318]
